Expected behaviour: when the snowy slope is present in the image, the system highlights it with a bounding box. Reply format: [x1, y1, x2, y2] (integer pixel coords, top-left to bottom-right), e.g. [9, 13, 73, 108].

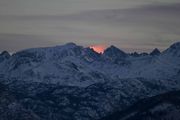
[0, 42, 180, 120]
[0, 42, 180, 86]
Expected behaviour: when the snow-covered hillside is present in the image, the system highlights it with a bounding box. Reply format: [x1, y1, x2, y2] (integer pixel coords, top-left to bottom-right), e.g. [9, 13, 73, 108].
[0, 42, 180, 86]
[0, 42, 180, 120]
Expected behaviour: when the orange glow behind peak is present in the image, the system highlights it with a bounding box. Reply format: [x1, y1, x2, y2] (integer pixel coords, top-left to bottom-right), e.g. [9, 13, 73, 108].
[90, 45, 106, 54]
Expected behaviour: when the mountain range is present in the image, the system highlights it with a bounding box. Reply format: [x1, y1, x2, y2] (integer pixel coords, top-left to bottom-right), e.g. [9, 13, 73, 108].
[0, 42, 180, 120]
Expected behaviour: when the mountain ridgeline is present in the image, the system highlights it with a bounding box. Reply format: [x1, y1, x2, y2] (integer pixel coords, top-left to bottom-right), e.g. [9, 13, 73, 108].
[0, 42, 180, 120]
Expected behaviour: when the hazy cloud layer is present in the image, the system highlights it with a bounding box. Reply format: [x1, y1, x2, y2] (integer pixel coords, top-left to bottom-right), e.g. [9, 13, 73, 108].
[0, 33, 59, 52]
[0, 1, 180, 52]
[1, 0, 179, 15]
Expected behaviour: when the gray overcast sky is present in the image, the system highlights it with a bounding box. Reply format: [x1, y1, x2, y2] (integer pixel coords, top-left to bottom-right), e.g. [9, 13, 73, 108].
[0, 0, 180, 52]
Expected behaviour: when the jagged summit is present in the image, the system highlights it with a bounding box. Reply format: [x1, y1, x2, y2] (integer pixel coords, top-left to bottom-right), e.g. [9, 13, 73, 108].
[83, 47, 101, 60]
[0, 42, 180, 120]
[150, 48, 161, 56]
[103, 45, 127, 58]
[84, 47, 100, 56]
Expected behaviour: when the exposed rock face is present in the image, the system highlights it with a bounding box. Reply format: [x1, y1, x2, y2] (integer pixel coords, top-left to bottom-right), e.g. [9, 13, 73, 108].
[150, 48, 161, 56]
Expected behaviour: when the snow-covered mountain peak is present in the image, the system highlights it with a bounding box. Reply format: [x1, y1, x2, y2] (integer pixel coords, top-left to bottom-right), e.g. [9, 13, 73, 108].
[169, 41, 180, 50]
[0, 42, 180, 87]
[103, 45, 127, 59]
[0, 42, 180, 120]
[61, 42, 78, 48]
[54, 42, 83, 53]
[105, 45, 120, 51]
[56, 43, 83, 57]
[162, 41, 180, 57]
